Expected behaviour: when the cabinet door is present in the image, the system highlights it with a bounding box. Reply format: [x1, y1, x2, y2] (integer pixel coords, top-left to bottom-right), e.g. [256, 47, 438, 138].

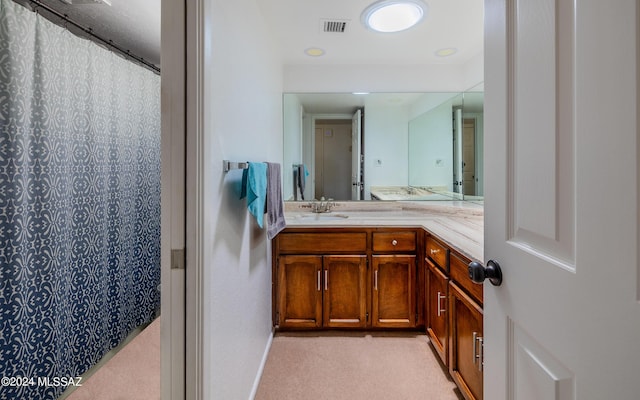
[449, 282, 483, 400]
[277, 255, 322, 329]
[372, 255, 416, 328]
[323, 255, 367, 328]
[426, 259, 448, 365]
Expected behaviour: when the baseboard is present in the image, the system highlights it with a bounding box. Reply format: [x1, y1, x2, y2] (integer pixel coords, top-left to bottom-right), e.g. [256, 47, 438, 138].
[248, 329, 274, 400]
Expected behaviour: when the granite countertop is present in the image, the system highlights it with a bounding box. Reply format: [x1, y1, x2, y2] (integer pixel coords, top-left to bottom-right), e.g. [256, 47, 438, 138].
[284, 201, 484, 262]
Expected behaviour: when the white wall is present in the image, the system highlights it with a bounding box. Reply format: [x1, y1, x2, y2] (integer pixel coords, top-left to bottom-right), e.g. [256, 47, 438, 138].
[462, 52, 484, 91]
[363, 103, 409, 199]
[203, 0, 282, 398]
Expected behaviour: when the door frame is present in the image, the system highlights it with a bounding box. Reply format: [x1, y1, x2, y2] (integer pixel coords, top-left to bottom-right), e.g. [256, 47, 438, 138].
[160, 0, 187, 398]
[160, 0, 206, 399]
[309, 113, 355, 200]
[184, 0, 205, 398]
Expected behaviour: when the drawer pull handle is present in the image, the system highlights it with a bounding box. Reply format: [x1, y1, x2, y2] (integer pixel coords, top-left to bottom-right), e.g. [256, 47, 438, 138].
[430, 249, 440, 255]
[374, 270, 378, 290]
[391, 239, 398, 246]
[473, 331, 478, 365]
[473, 332, 484, 371]
[317, 270, 321, 291]
[437, 292, 446, 316]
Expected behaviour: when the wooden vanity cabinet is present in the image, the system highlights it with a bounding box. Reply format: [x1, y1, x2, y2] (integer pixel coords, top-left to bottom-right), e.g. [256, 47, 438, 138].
[323, 255, 367, 328]
[274, 228, 419, 330]
[426, 236, 449, 270]
[424, 235, 450, 365]
[448, 252, 484, 400]
[371, 231, 417, 328]
[277, 254, 367, 329]
[371, 255, 416, 328]
[277, 255, 323, 329]
[423, 233, 484, 400]
[449, 281, 483, 400]
[275, 231, 368, 329]
[425, 258, 449, 364]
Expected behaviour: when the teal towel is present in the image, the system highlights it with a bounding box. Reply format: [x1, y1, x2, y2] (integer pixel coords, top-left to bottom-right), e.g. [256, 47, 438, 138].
[240, 162, 268, 228]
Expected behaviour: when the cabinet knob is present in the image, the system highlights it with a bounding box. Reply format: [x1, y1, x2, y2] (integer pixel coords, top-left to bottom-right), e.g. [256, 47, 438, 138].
[391, 239, 398, 246]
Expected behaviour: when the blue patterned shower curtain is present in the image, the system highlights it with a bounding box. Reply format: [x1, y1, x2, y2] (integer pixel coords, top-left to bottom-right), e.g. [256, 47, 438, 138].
[0, 1, 161, 399]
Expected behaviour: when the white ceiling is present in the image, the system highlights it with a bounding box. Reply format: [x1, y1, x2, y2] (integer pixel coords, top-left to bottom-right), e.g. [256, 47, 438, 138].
[256, 0, 484, 67]
[29, 0, 483, 73]
[28, 0, 161, 67]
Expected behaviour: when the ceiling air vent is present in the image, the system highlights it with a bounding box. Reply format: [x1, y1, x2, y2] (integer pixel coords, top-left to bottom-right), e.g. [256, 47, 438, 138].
[322, 20, 348, 33]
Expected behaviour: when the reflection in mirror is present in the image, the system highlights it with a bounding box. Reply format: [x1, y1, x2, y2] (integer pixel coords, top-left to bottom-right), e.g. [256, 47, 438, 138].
[283, 89, 483, 202]
[408, 93, 463, 199]
[461, 84, 484, 202]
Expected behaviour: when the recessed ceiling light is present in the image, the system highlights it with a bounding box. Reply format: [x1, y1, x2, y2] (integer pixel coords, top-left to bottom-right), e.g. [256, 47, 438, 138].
[352, 92, 370, 95]
[304, 47, 326, 57]
[361, 0, 427, 33]
[435, 47, 458, 57]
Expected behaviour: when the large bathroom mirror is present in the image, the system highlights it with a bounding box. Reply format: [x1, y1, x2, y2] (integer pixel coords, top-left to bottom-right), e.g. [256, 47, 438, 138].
[283, 85, 484, 202]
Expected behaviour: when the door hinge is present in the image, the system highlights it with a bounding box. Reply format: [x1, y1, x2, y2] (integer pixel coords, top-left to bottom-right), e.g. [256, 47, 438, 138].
[171, 249, 185, 270]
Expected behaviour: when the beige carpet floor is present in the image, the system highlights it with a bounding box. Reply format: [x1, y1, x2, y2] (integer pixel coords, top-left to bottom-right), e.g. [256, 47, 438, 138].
[256, 331, 463, 400]
[64, 317, 161, 400]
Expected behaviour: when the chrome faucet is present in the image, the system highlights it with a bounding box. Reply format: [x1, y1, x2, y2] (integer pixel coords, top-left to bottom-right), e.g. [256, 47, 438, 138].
[309, 197, 335, 213]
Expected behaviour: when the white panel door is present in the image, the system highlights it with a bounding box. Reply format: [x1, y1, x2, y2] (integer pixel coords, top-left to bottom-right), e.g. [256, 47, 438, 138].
[484, 0, 640, 399]
[351, 109, 363, 200]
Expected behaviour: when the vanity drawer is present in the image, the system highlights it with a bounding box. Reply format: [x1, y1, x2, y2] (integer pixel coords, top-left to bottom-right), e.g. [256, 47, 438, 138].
[450, 253, 483, 305]
[426, 236, 448, 270]
[277, 232, 367, 254]
[372, 231, 416, 252]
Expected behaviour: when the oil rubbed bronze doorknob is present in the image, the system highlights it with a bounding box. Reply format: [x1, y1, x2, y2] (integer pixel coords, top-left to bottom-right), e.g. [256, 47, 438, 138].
[468, 260, 503, 286]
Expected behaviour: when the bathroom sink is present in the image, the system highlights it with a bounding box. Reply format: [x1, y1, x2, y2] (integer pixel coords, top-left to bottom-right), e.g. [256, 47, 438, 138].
[293, 213, 349, 222]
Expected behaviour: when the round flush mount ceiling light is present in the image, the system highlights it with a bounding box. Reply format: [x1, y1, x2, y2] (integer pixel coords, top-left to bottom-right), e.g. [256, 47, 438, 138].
[361, 0, 427, 33]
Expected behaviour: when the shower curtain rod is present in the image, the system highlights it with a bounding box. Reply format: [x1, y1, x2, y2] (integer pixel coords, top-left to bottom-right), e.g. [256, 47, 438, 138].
[22, 0, 161, 75]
